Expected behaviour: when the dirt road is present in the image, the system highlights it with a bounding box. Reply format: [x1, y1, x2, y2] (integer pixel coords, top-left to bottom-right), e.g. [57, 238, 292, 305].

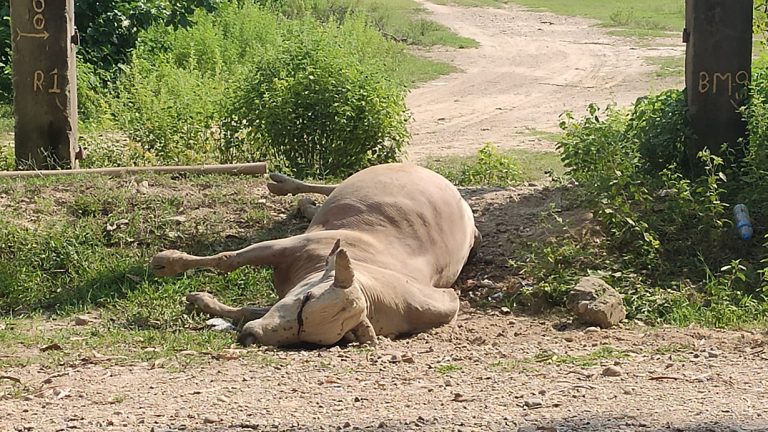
[406, 1, 684, 161]
[3, 314, 767, 432]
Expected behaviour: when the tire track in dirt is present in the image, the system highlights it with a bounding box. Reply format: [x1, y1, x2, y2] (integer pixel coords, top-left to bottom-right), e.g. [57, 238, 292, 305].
[406, 0, 685, 161]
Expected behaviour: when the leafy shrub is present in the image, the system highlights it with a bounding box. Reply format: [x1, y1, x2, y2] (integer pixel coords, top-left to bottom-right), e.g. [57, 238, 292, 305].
[629, 90, 695, 173]
[227, 15, 409, 178]
[109, 4, 281, 165]
[108, 2, 411, 175]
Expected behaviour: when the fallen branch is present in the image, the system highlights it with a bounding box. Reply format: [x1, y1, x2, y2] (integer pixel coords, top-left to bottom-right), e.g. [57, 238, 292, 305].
[649, 375, 683, 381]
[0, 375, 22, 385]
[0, 162, 268, 179]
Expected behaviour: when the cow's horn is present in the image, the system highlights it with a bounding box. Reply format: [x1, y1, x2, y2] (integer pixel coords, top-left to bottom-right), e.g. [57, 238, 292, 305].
[334, 249, 354, 289]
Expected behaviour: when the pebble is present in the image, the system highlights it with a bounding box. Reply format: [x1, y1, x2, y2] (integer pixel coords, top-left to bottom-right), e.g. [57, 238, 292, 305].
[584, 327, 601, 334]
[706, 350, 721, 358]
[602, 365, 624, 377]
[524, 398, 543, 408]
[203, 415, 220, 424]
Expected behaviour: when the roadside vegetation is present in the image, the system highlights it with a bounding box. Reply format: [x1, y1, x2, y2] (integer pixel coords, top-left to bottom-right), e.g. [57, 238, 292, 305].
[0, 0, 471, 177]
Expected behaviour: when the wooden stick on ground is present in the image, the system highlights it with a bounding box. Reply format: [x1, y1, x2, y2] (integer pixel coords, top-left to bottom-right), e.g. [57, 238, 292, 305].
[0, 162, 268, 178]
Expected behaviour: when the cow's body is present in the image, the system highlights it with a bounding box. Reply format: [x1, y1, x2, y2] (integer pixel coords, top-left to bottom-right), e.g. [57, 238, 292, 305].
[150, 163, 479, 346]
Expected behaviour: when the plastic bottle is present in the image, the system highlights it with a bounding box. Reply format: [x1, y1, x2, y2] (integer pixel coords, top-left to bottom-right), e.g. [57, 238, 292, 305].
[733, 204, 753, 241]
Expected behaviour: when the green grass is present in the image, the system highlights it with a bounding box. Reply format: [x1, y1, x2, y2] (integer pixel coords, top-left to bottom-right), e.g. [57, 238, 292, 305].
[524, 127, 564, 143]
[648, 55, 685, 80]
[429, 0, 513, 8]
[490, 345, 629, 371]
[0, 174, 297, 317]
[351, 0, 479, 48]
[424, 145, 565, 187]
[0, 173, 306, 372]
[508, 0, 684, 37]
[435, 363, 463, 374]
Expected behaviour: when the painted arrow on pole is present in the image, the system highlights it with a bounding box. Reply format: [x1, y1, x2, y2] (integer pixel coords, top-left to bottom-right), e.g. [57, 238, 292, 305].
[15, 28, 50, 40]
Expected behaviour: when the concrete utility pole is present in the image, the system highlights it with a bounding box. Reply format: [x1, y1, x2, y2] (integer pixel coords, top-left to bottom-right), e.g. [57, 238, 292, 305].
[684, 0, 753, 163]
[10, 0, 79, 170]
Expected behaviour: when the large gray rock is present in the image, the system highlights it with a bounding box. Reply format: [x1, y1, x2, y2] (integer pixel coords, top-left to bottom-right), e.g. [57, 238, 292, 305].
[566, 277, 626, 328]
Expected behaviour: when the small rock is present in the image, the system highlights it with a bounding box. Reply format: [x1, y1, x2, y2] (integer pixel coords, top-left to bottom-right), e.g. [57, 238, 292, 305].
[500, 307, 512, 315]
[602, 365, 624, 377]
[136, 181, 151, 194]
[584, 327, 601, 334]
[452, 392, 474, 402]
[216, 395, 230, 403]
[40, 343, 63, 352]
[342, 421, 352, 428]
[479, 279, 496, 288]
[74, 315, 98, 326]
[706, 350, 721, 359]
[203, 416, 219, 424]
[377, 421, 387, 429]
[524, 398, 543, 408]
[566, 277, 626, 328]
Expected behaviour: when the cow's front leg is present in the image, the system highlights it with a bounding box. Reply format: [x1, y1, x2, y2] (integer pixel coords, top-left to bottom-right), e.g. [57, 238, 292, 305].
[267, 173, 338, 197]
[186, 292, 270, 327]
[150, 236, 304, 277]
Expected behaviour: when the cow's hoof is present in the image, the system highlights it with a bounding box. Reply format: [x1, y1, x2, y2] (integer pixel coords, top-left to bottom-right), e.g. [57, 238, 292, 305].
[186, 292, 217, 309]
[237, 331, 258, 347]
[266, 173, 295, 196]
[150, 250, 186, 276]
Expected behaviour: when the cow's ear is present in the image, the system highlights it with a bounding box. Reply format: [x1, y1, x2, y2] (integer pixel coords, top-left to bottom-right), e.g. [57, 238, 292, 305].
[325, 238, 342, 269]
[333, 249, 354, 289]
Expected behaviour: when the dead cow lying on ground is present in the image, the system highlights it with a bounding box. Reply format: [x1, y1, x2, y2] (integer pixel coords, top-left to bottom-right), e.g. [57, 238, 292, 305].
[150, 163, 480, 347]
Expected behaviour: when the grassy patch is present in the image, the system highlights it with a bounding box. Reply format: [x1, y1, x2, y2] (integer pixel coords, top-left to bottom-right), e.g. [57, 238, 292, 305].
[648, 55, 685, 80]
[351, 0, 478, 48]
[435, 363, 463, 374]
[0, 173, 304, 371]
[424, 145, 564, 187]
[524, 127, 563, 143]
[509, 0, 683, 37]
[490, 345, 629, 371]
[0, 174, 300, 317]
[430, 0, 513, 8]
[532, 346, 629, 367]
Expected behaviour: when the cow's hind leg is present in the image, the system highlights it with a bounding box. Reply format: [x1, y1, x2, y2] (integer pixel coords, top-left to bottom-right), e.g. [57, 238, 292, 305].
[298, 197, 321, 221]
[267, 173, 338, 197]
[186, 292, 270, 327]
[468, 227, 482, 262]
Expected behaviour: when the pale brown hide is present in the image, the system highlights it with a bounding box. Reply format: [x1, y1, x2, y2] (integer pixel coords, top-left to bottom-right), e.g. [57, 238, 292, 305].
[150, 163, 479, 347]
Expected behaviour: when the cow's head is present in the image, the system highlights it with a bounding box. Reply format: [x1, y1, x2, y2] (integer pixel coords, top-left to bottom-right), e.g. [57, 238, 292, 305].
[237, 239, 371, 347]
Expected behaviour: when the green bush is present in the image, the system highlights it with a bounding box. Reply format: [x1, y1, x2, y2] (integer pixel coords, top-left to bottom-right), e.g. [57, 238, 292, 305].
[108, 4, 281, 165]
[227, 15, 409, 178]
[629, 89, 695, 173]
[109, 2, 410, 176]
